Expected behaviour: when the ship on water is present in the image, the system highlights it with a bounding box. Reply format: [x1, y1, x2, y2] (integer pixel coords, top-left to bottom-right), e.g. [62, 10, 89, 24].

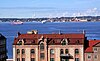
[41, 20, 47, 24]
[11, 21, 23, 25]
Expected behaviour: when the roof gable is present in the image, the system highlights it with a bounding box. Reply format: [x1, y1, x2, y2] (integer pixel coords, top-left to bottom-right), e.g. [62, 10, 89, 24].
[93, 42, 100, 47]
[13, 33, 85, 45]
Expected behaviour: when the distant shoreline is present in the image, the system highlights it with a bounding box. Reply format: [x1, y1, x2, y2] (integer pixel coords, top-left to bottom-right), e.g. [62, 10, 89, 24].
[0, 16, 100, 22]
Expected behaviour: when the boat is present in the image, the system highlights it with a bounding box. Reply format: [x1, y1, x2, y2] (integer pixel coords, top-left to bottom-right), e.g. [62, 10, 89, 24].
[11, 21, 23, 25]
[41, 20, 47, 24]
[41, 20, 51, 24]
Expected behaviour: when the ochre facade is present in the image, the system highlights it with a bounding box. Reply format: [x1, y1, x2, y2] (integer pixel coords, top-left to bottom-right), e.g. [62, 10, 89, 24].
[13, 31, 85, 61]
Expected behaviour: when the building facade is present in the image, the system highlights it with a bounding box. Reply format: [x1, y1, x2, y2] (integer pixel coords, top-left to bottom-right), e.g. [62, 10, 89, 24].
[13, 31, 86, 61]
[85, 40, 100, 61]
[0, 33, 7, 61]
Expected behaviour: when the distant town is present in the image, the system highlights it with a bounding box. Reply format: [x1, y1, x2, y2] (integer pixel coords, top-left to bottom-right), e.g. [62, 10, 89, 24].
[0, 16, 100, 22]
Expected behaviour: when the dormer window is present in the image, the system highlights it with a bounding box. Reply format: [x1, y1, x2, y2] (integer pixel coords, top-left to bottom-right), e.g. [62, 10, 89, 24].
[61, 39, 68, 45]
[17, 41, 22, 45]
[17, 39, 25, 45]
[62, 40, 66, 45]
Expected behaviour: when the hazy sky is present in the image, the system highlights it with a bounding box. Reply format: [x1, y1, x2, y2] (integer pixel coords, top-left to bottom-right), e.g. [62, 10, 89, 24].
[0, 0, 100, 18]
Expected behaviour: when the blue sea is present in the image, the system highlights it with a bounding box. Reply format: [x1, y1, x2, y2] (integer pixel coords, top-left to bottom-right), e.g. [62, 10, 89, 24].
[0, 22, 100, 59]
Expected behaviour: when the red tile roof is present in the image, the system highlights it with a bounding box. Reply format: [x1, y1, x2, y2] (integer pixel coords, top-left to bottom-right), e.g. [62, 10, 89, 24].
[85, 40, 100, 53]
[13, 33, 85, 45]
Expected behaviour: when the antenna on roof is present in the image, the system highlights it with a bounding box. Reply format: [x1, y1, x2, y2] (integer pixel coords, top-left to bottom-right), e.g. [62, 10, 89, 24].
[59, 30, 61, 34]
[82, 30, 86, 34]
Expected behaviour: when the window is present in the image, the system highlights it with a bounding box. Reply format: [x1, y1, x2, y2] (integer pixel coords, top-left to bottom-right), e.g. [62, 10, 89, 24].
[75, 58, 79, 61]
[94, 55, 97, 59]
[31, 49, 35, 54]
[50, 49, 54, 54]
[75, 49, 79, 54]
[60, 49, 64, 54]
[94, 48, 97, 52]
[40, 43, 44, 50]
[40, 53, 45, 59]
[88, 55, 91, 59]
[17, 58, 20, 61]
[31, 58, 35, 61]
[65, 59, 69, 61]
[62, 40, 66, 45]
[18, 41, 22, 45]
[22, 49, 25, 54]
[65, 49, 68, 54]
[50, 58, 54, 61]
[17, 49, 20, 54]
[22, 58, 25, 61]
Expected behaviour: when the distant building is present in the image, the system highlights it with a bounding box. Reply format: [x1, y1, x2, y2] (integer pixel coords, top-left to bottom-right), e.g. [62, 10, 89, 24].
[13, 30, 86, 61]
[0, 33, 7, 61]
[6, 59, 13, 61]
[85, 40, 100, 61]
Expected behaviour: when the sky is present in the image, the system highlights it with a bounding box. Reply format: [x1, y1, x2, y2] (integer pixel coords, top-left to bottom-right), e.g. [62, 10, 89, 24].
[0, 0, 100, 18]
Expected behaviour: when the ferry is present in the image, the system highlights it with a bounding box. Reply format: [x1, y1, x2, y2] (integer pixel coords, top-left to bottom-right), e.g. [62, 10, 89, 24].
[11, 21, 23, 25]
[41, 20, 47, 24]
[41, 20, 51, 24]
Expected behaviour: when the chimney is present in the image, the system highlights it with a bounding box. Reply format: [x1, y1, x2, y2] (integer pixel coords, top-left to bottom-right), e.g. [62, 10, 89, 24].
[32, 30, 38, 34]
[18, 32, 21, 36]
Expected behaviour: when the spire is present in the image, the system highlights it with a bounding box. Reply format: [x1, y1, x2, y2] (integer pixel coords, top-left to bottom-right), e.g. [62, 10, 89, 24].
[83, 30, 86, 34]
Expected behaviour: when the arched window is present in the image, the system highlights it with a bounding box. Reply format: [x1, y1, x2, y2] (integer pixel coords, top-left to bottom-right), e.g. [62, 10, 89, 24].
[40, 43, 44, 50]
[50, 49, 54, 54]
[17, 49, 20, 54]
[22, 49, 25, 54]
[60, 49, 64, 54]
[31, 49, 35, 54]
[65, 49, 69, 54]
[75, 49, 79, 54]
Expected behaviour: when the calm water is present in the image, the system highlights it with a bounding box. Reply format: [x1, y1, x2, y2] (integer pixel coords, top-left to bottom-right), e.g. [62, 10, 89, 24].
[0, 22, 100, 59]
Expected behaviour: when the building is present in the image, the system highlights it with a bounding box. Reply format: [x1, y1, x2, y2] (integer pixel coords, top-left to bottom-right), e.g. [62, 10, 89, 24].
[85, 40, 100, 61]
[6, 59, 13, 61]
[13, 31, 86, 61]
[0, 33, 7, 61]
